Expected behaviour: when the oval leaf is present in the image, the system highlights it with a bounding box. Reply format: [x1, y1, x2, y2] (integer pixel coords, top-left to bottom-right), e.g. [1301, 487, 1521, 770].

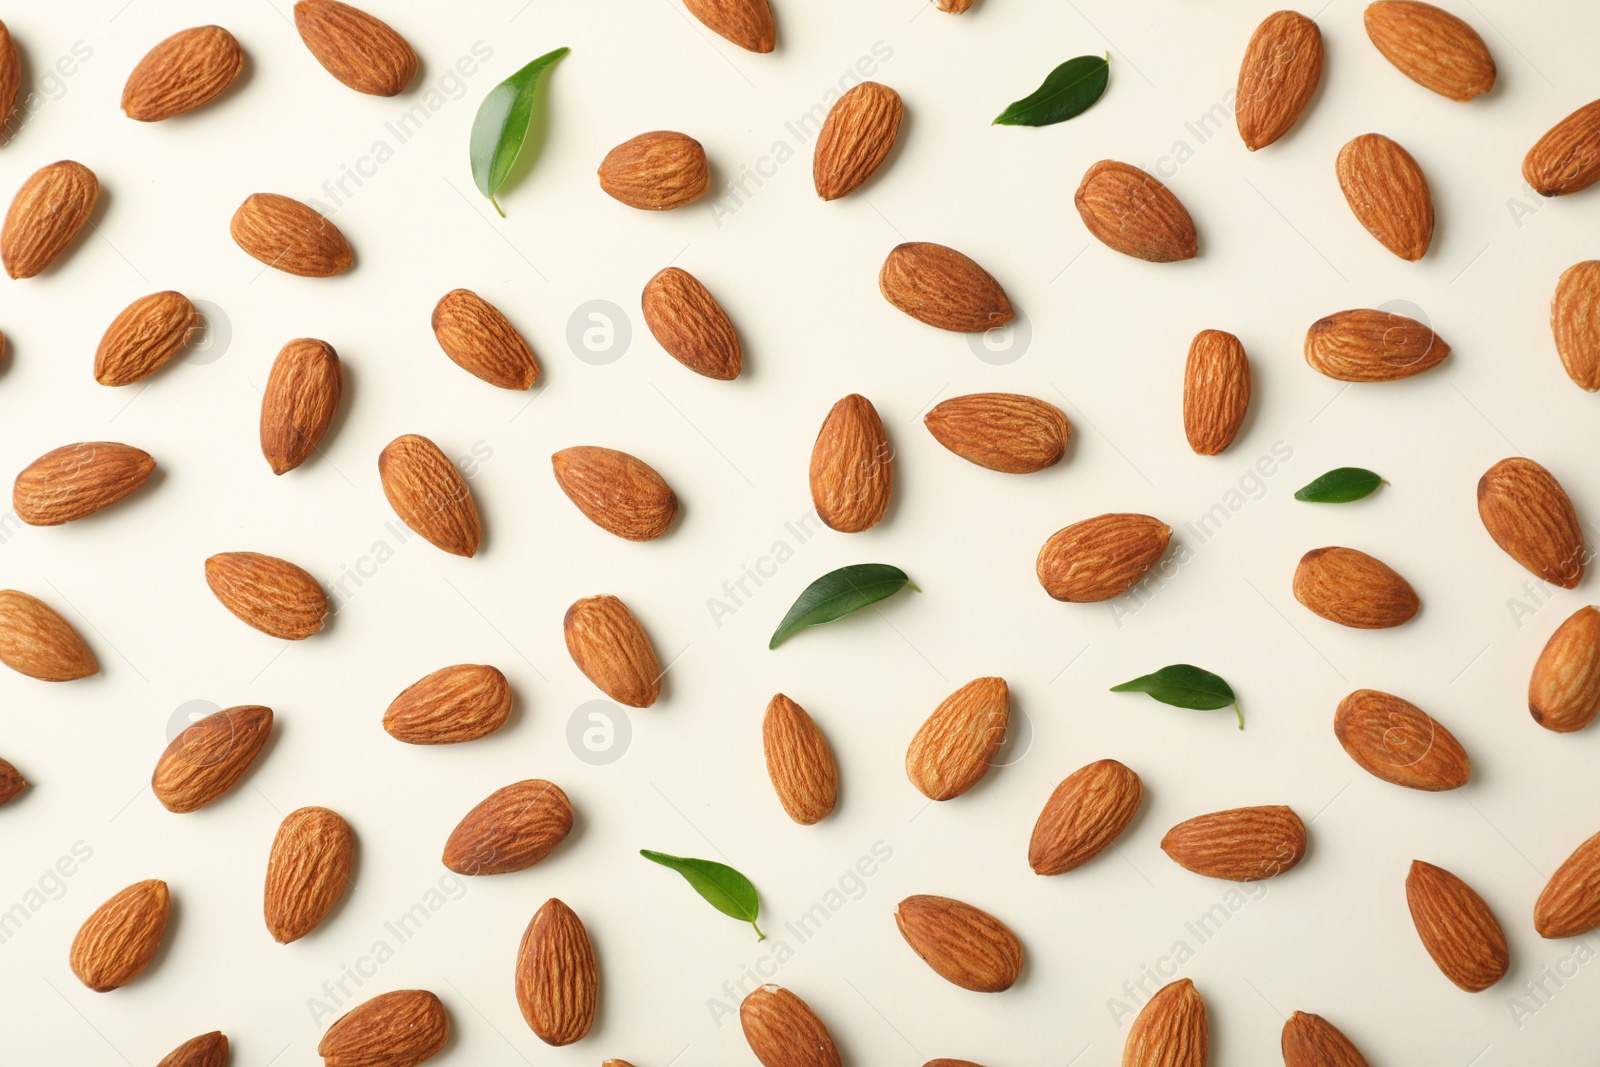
[994, 53, 1109, 127]
[469, 46, 569, 217]
[769, 564, 916, 649]
[640, 849, 764, 939]
[1111, 664, 1242, 728]
[1295, 467, 1386, 503]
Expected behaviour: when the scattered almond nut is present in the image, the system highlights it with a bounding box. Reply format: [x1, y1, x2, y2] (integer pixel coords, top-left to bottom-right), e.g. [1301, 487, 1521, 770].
[894, 894, 1023, 992]
[740, 984, 842, 1067]
[1529, 606, 1600, 733]
[1365, 1, 1495, 102]
[13, 441, 156, 526]
[563, 594, 662, 707]
[1477, 457, 1586, 588]
[515, 898, 598, 1045]
[1552, 260, 1600, 391]
[293, 0, 417, 96]
[813, 82, 903, 200]
[230, 193, 352, 277]
[431, 288, 540, 390]
[378, 434, 482, 557]
[1235, 11, 1323, 150]
[599, 131, 710, 210]
[151, 704, 274, 813]
[924, 393, 1069, 473]
[1281, 1010, 1369, 1067]
[1293, 546, 1420, 628]
[553, 446, 679, 541]
[0, 22, 17, 127]
[809, 393, 892, 533]
[1334, 690, 1469, 790]
[261, 338, 343, 475]
[1304, 308, 1449, 381]
[94, 291, 200, 386]
[205, 552, 328, 640]
[1534, 829, 1600, 938]
[384, 664, 511, 744]
[69, 879, 170, 992]
[0, 756, 26, 806]
[1036, 514, 1171, 602]
[1, 160, 98, 279]
[1075, 160, 1197, 262]
[443, 779, 573, 875]
[1525, 99, 1600, 197]
[1183, 329, 1251, 455]
[905, 677, 1009, 801]
[684, 0, 775, 52]
[640, 266, 742, 379]
[122, 25, 244, 121]
[0, 589, 97, 681]
[1336, 133, 1434, 261]
[317, 988, 448, 1067]
[1161, 805, 1307, 881]
[1028, 758, 1143, 875]
[763, 694, 838, 825]
[1405, 859, 1509, 992]
[879, 242, 1014, 333]
[1123, 977, 1207, 1066]
[264, 805, 356, 944]
[156, 1031, 229, 1067]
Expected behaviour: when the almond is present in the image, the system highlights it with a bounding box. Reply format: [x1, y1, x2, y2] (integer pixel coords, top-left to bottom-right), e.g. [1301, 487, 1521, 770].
[264, 805, 355, 944]
[1477, 457, 1586, 588]
[924, 393, 1070, 473]
[1, 160, 98, 279]
[1235, 11, 1323, 150]
[0, 589, 97, 681]
[1292, 546, 1420, 628]
[925, 1062, 984, 1067]
[1524, 99, 1600, 197]
[442, 779, 573, 875]
[1333, 690, 1469, 791]
[763, 694, 838, 825]
[122, 25, 244, 121]
[552, 446, 678, 541]
[1183, 330, 1250, 455]
[1336, 133, 1433, 261]
[156, 1031, 229, 1067]
[69, 879, 170, 992]
[894, 894, 1023, 992]
[879, 242, 1014, 333]
[1036, 514, 1171, 602]
[1028, 758, 1143, 875]
[431, 288, 540, 390]
[1365, 1, 1495, 102]
[515, 898, 598, 1045]
[905, 677, 1009, 801]
[318, 989, 448, 1067]
[384, 664, 511, 744]
[933, 0, 975, 10]
[0, 22, 17, 126]
[1552, 261, 1600, 390]
[13, 441, 155, 526]
[740, 985, 842, 1067]
[0, 756, 25, 805]
[1122, 978, 1207, 1067]
[1075, 161, 1198, 263]
[94, 291, 200, 386]
[1304, 308, 1449, 381]
[261, 337, 342, 475]
[1281, 1011, 1369, 1067]
[1160, 805, 1307, 881]
[230, 193, 353, 277]
[205, 552, 328, 640]
[599, 131, 710, 210]
[809, 394, 892, 532]
[1405, 859, 1508, 992]
[151, 704, 274, 813]
[294, 0, 417, 96]
[814, 82, 903, 200]
[1534, 829, 1600, 938]
[640, 266, 742, 379]
[1529, 606, 1600, 733]
[683, 0, 775, 52]
[563, 595, 662, 708]
[378, 434, 482, 557]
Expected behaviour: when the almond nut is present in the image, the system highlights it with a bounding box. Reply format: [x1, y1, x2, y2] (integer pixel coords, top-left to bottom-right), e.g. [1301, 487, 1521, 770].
[378, 434, 482, 557]
[763, 694, 838, 825]
[1333, 689, 1469, 790]
[684, 0, 775, 52]
[1036, 514, 1171, 602]
[599, 131, 710, 210]
[814, 82, 903, 200]
[264, 805, 356, 944]
[293, 0, 417, 96]
[1028, 758, 1143, 875]
[740, 985, 842, 1067]
[1365, 1, 1495, 102]
[261, 338, 343, 475]
[1477, 457, 1586, 588]
[1292, 546, 1420, 629]
[94, 291, 200, 386]
[431, 288, 540, 390]
[879, 242, 1014, 333]
[13, 441, 156, 526]
[1552, 260, 1600, 391]
[1, 160, 98, 279]
[205, 551, 328, 640]
[1524, 99, 1600, 197]
[122, 25, 244, 121]
[151, 704, 274, 813]
[1304, 308, 1449, 381]
[443, 779, 573, 875]
[1160, 805, 1307, 881]
[563, 595, 662, 708]
[1075, 160, 1197, 262]
[1529, 606, 1600, 733]
[1123, 978, 1208, 1066]
[230, 192, 352, 277]
[317, 989, 448, 1067]
[1336, 133, 1433, 261]
[1183, 329, 1251, 455]
[156, 1032, 229, 1067]
[905, 677, 1009, 801]
[1281, 1011, 1369, 1067]
[809, 394, 892, 533]
[1534, 829, 1600, 938]
[0, 589, 97, 681]
[552, 446, 678, 542]
[640, 266, 742, 379]
[1235, 11, 1323, 150]
[894, 895, 1022, 993]
[924, 393, 1069, 473]
[515, 898, 598, 1045]
[0, 756, 26, 806]
[69, 879, 170, 992]
[384, 664, 511, 744]
[1405, 859, 1509, 992]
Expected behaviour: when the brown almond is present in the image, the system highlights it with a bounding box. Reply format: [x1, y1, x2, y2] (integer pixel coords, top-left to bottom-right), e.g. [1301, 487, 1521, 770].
[905, 677, 1009, 801]
[813, 82, 903, 200]
[122, 25, 244, 121]
[1336, 133, 1434, 261]
[13, 441, 155, 526]
[1293, 546, 1420, 628]
[684, 0, 775, 52]
[740, 985, 842, 1067]
[1304, 308, 1449, 381]
[1235, 11, 1323, 150]
[1, 160, 98, 279]
[1552, 260, 1600, 391]
[156, 1031, 229, 1067]
[640, 266, 742, 380]
[1333, 689, 1469, 790]
[69, 879, 170, 992]
[809, 393, 892, 533]
[933, 0, 975, 10]
[599, 131, 709, 210]
[442, 779, 573, 875]
[1529, 606, 1600, 733]
[553, 446, 678, 541]
[1282, 1011, 1369, 1067]
[94, 291, 200, 386]
[925, 1062, 985, 1067]
[318, 989, 448, 1067]
[1365, 1, 1495, 102]
[1534, 829, 1600, 938]
[1160, 805, 1307, 881]
[0, 756, 27, 806]
[0, 590, 97, 681]
[205, 552, 327, 640]
[1183, 330, 1251, 455]
[294, 0, 416, 96]
[1075, 160, 1198, 263]
[1405, 859, 1509, 992]
[151, 704, 274, 813]
[1122, 978, 1208, 1067]
[1028, 758, 1143, 875]
[1525, 99, 1600, 198]
[260, 337, 342, 475]
[378, 434, 482, 557]
[230, 193, 352, 277]
[264, 805, 355, 944]
[0, 22, 17, 128]
[925, 393, 1069, 474]
[431, 288, 540, 390]
[763, 694, 838, 825]
[1036, 514, 1171, 603]
[563, 595, 662, 708]
[879, 242, 1014, 333]
[515, 898, 598, 1046]
[384, 664, 511, 745]
[894, 895, 1022, 993]
[1478, 457, 1586, 588]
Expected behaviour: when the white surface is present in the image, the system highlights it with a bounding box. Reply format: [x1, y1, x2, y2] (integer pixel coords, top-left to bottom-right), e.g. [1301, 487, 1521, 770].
[1, 0, 1598, 1063]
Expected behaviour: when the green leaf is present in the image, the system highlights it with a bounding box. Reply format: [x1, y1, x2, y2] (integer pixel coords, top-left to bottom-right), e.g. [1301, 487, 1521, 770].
[1111, 664, 1242, 729]
[469, 46, 569, 217]
[769, 564, 917, 649]
[640, 850, 764, 940]
[993, 53, 1110, 127]
[1294, 467, 1386, 503]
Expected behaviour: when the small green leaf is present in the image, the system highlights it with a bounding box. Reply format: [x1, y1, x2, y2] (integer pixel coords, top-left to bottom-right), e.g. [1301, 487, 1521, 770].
[1294, 467, 1386, 503]
[993, 53, 1110, 127]
[1112, 664, 1242, 729]
[469, 46, 569, 217]
[769, 564, 917, 649]
[640, 850, 764, 940]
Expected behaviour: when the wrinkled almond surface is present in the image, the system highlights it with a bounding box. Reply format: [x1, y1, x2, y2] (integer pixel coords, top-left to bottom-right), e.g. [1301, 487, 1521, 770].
[599, 131, 709, 210]
[641, 266, 742, 379]
[1236, 11, 1323, 150]
[1161, 805, 1307, 881]
[318, 989, 448, 1067]
[925, 393, 1069, 473]
[814, 82, 903, 200]
[1075, 161, 1197, 262]
[261, 338, 342, 475]
[763, 694, 839, 825]
[563, 595, 662, 707]
[230, 192, 352, 277]
[1477, 457, 1585, 588]
[443, 779, 573, 875]
[1552, 260, 1600, 391]
[894, 894, 1023, 992]
[94, 291, 200, 386]
[264, 805, 355, 943]
[1365, 1, 1495, 102]
[1037, 514, 1171, 602]
[1406, 859, 1509, 992]
[1334, 690, 1469, 790]
[0, 590, 97, 681]
[152, 704, 274, 813]
[70, 879, 170, 992]
[809, 394, 892, 533]
[13, 441, 155, 526]
[205, 551, 328, 640]
[905, 677, 1009, 801]
[879, 242, 1014, 333]
[1529, 606, 1600, 733]
[1, 160, 98, 279]
[378, 434, 481, 557]
[1029, 758, 1143, 875]
[1336, 133, 1434, 261]
[740, 985, 843, 1067]
[515, 898, 598, 1045]
[384, 663, 511, 744]
[294, 0, 417, 96]
[1293, 546, 1420, 628]
[1304, 308, 1449, 381]
[1183, 330, 1251, 455]
[122, 25, 244, 121]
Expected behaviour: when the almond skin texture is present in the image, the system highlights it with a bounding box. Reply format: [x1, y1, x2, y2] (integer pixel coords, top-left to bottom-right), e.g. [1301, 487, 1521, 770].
[70, 880, 170, 992]
[925, 393, 1070, 474]
[934, 0, 975, 10]
[0, 756, 26, 806]
[894, 895, 1023, 992]
[809, 394, 892, 533]
[0, 590, 97, 681]
[122, 25, 244, 121]
[516, 898, 598, 1046]
[1, 160, 98, 279]
[0, 22, 18, 127]
[1478, 457, 1586, 588]
[1535, 829, 1600, 938]
[1304, 308, 1449, 381]
[740, 985, 843, 1067]
[378, 434, 481, 557]
[684, 0, 775, 52]
[294, 0, 417, 96]
[1333, 690, 1469, 790]
[384, 664, 511, 744]
[1336, 133, 1434, 261]
[764, 694, 839, 825]
[905, 677, 1009, 801]
[264, 806, 355, 944]
[1076, 161, 1198, 263]
[1406, 859, 1509, 992]
[1552, 261, 1600, 390]
[318, 989, 448, 1067]
[1365, 1, 1495, 102]
[640, 267, 742, 379]
[1525, 99, 1600, 197]
[94, 291, 200, 386]
[814, 82, 903, 200]
[1037, 514, 1172, 603]
[1281, 1011, 1369, 1067]
[443, 779, 573, 875]
[1161, 805, 1307, 881]
[230, 193, 352, 277]
[1529, 606, 1600, 733]
[563, 595, 662, 708]
[431, 288, 540, 390]
[13, 441, 156, 526]
[553, 446, 678, 541]
[151, 704, 274, 813]
[599, 132, 710, 210]
[879, 242, 1014, 333]
[1183, 330, 1251, 455]
[1293, 547, 1420, 629]
[1122, 978, 1208, 1067]
[261, 338, 342, 475]
[1235, 11, 1323, 150]
[156, 1032, 229, 1067]
[1029, 758, 1143, 875]
[205, 552, 328, 640]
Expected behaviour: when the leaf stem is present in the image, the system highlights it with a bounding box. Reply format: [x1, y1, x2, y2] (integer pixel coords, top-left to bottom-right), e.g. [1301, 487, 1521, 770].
[752, 920, 766, 941]
[1233, 702, 1244, 730]
[489, 194, 505, 219]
